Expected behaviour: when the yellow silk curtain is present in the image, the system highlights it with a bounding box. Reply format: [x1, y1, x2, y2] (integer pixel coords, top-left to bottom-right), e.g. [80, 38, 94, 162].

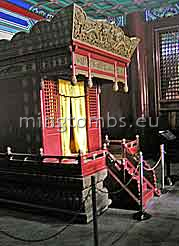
[58, 80, 87, 155]
[59, 80, 71, 156]
[71, 89, 87, 155]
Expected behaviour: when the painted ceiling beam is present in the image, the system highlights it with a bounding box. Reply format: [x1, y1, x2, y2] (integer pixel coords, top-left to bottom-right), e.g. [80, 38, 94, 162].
[7, 0, 31, 10]
[6, 0, 54, 20]
[0, 11, 28, 27]
[0, 0, 44, 20]
[0, 7, 37, 34]
[0, 22, 23, 33]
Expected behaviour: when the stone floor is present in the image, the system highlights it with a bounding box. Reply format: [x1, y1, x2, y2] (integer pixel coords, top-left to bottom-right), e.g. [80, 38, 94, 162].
[0, 183, 179, 246]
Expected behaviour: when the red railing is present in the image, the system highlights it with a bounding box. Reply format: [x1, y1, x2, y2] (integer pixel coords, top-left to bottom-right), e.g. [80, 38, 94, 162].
[104, 135, 160, 197]
[0, 147, 107, 176]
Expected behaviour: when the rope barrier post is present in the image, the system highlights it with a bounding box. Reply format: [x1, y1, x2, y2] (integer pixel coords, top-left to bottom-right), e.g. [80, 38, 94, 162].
[122, 139, 126, 159]
[161, 146, 165, 185]
[39, 147, 43, 163]
[136, 135, 140, 152]
[104, 135, 110, 149]
[40, 148, 43, 157]
[122, 139, 126, 183]
[160, 144, 168, 194]
[133, 152, 151, 221]
[91, 176, 99, 246]
[7, 146, 12, 160]
[7, 147, 12, 155]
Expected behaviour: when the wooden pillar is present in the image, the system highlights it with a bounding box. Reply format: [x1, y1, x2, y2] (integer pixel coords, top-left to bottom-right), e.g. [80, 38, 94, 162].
[127, 12, 149, 119]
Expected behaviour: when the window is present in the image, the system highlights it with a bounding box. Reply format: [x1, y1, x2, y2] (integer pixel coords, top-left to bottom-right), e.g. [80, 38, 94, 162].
[158, 29, 179, 101]
[44, 80, 58, 127]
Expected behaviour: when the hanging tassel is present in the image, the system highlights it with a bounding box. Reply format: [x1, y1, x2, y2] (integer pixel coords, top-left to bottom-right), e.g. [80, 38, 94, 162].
[72, 75, 77, 85]
[88, 77, 93, 88]
[113, 82, 119, 92]
[124, 67, 128, 93]
[124, 82, 128, 93]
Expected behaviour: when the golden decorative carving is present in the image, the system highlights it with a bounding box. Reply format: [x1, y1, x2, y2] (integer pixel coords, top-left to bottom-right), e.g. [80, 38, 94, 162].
[73, 5, 140, 59]
[75, 54, 88, 67]
[76, 54, 114, 73]
[90, 59, 114, 73]
[117, 67, 125, 76]
[75, 54, 126, 82]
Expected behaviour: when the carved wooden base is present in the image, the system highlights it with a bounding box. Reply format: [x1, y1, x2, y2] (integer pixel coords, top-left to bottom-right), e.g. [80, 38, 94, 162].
[0, 163, 110, 223]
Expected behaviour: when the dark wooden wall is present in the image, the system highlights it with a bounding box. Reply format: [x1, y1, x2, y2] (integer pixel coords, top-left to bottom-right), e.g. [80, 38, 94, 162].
[127, 13, 179, 161]
[101, 13, 179, 162]
[0, 75, 41, 153]
[100, 82, 135, 140]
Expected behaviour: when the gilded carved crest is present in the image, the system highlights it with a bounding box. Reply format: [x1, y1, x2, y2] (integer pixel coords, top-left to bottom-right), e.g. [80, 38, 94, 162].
[73, 5, 140, 59]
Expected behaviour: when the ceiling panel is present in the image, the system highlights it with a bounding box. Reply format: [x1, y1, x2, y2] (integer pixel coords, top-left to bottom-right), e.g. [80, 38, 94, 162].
[1, 0, 179, 36]
[23, 0, 179, 17]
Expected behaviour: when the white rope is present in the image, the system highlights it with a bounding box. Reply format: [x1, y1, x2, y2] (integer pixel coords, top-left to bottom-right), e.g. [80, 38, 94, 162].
[143, 157, 162, 171]
[97, 164, 140, 195]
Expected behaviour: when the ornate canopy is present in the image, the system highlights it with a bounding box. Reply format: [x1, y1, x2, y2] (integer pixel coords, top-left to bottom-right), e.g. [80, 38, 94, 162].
[73, 5, 139, 59]
[0, 4, 139, 92]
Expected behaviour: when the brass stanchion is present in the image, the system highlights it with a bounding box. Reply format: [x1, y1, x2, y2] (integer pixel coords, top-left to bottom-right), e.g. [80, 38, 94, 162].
[133, 152, 151, 221]
[91, 176, 99, 246]
[160, 144, 168, 193]
[122, 139, 126, 183]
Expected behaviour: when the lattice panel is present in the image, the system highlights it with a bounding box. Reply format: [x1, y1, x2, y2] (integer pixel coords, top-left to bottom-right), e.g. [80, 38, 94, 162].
[44, 80, 58, 127]
[159, 30, 179, 101]
[88, 87, 98, 118]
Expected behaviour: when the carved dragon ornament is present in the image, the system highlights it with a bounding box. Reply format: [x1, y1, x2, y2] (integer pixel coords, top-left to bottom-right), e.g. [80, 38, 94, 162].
[73, 6, 140, 59]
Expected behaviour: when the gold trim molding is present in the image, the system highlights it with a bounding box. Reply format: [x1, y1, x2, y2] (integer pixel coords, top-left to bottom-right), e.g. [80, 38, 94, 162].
[75, 54, 126, 80]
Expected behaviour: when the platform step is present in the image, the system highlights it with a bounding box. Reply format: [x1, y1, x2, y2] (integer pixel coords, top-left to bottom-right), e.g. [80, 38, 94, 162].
[143, 189, 154, 207]
[113, 154, 123, 159]
[106, 149, 158, 211]
[143, 182, 147, 192]
[128, 167, 137, 175]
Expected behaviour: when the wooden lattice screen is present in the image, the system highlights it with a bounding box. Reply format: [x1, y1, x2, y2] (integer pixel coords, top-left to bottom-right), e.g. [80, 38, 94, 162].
[44, 80, 58, 127]
[88, 87, 98, 120]
[41, 80, 62, 156]
[86, 85, 102, 151]
[159, 29, 179, 101]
